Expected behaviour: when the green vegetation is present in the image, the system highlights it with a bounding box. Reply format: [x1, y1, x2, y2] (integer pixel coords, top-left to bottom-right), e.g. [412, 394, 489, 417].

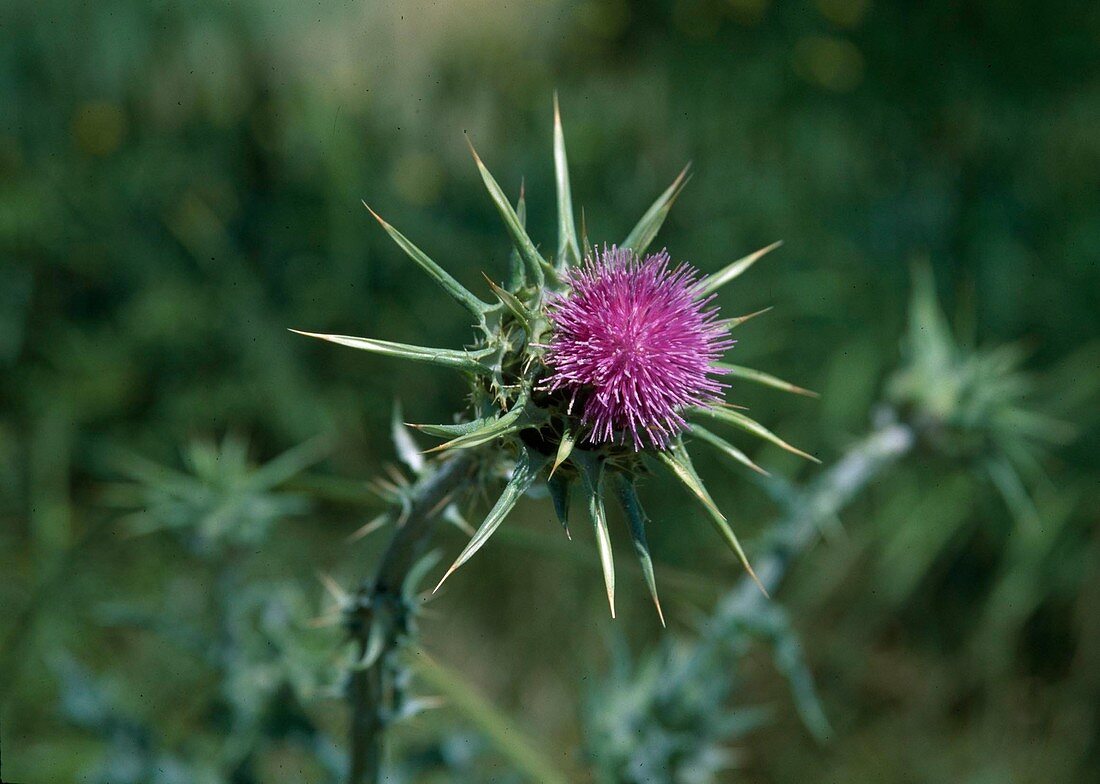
[2, 1, 1098, 781]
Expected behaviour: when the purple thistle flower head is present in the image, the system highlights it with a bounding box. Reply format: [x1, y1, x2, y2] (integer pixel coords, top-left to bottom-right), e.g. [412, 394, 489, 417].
[543, 245, 733, 450]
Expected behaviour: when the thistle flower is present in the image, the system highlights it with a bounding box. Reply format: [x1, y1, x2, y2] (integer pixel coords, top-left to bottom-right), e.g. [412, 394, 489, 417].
[292, 96, 818, 622]
[542, 246, 732, 450]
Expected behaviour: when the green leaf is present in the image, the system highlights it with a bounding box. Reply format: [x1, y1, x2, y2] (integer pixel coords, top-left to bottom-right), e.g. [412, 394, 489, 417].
[577, 455, 616, 617]
[689, 424, 769, 476]
[506, 184, 527, 291]
[697, 241, 783, 296]
[468, 139, 545, 288]
[547, 473, 572, 539]
[426, 393, 535, 453]
[623, 164, 691, 256]
[692, 405, 820, 463]
[655, 441, 765, 594]
[289, 330, 492, 374]
[715, 363, 818, 397]
[363, 203, 490, 320]
[553, 94, 581, 271]
[434, 448, 547, 591]
[612, 475, 665, 626]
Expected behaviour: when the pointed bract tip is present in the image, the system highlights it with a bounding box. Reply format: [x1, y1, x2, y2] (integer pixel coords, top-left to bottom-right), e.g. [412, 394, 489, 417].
[748, 566, 770, 598]
[726, 306, 774, 328]
[464, 135, 482, 164]
[549, 449, 571, 479]
[361, 201, 388, 227]
[670, 165, 693, 198]
[431, 568, 454, 595]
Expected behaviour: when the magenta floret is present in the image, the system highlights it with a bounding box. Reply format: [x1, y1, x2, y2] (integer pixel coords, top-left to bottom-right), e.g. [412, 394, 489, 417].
[542, 246, 732, 450]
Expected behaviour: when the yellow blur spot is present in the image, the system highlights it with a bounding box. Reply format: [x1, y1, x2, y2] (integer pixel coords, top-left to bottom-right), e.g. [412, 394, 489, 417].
[792, 36, 865, 93]
[72, 102, 126, 157]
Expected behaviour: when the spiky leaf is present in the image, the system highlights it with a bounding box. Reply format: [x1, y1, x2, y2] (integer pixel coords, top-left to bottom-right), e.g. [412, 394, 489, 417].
[289, 330, 491, 374]
[655, 441, 764, 593]
[697, 241, 783, 296]
[577, 454, 616, 617]
[692, 406, 819, 463]
[553, 94, 581, 270]
[715, 363, 818, 397]
[612, 475, 665, 626]
[468, 140, 545, 287]
[623, 165, 691, 257]
[547, 473, 572, 539]
[426, 393, 536, 453]
[363, 203, 490, 320]
[689, 424, 769, 476]
[506, 185, 527, 291]
[435, 448, 547, 590]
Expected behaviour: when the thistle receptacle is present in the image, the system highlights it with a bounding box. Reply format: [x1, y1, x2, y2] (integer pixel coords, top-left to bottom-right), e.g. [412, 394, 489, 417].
[293, 96, 817, 622]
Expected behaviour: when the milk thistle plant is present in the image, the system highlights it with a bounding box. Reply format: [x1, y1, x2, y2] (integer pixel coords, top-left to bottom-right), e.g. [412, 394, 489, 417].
[293, 98, 817, 782]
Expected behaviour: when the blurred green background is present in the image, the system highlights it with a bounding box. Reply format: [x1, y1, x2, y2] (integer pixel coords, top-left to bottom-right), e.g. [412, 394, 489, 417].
[2, 0, 1099, 781]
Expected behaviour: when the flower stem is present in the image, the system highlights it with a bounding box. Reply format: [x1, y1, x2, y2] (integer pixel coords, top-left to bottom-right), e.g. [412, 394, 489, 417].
[346, 451, 477, 784]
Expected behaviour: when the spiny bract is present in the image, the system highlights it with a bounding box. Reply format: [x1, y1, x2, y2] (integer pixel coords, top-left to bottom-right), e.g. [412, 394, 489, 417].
[293, 97, 818, 623]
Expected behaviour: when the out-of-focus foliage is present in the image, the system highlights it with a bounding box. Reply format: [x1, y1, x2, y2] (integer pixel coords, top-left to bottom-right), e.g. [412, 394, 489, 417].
[2, 0, 1098, 782]
[888, 266, 1072, 526]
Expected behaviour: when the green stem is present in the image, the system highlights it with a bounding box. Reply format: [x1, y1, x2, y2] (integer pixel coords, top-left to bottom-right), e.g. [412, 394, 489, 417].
[346, 452, 477, 784]
[694, 417, 915, 663]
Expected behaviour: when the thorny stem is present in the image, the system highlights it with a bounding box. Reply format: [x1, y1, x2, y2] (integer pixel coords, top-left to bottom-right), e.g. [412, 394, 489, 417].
[689, 414, 916, 669]
[346, 451, 477, 784]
